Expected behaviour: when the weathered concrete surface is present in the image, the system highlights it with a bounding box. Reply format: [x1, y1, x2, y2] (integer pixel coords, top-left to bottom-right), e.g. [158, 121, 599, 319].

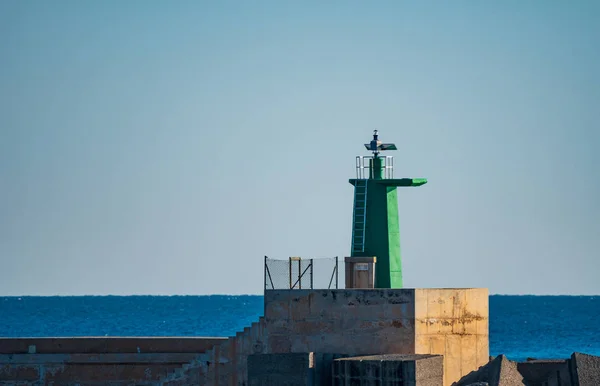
[312, 353, 353, 386]
[2, 289, 490, 386]
[0, 338, 225, 386]
[572, 352, 600, 386]
[516, 359, 570, 385]
[0, 358, 184, 385]
[265, 288, 488, 386]
[332, 354, 443, 386]
[492, 355, 525, 386]
[160, 317, 268, 386]
[456, 353, 600, 386]
[455, 355, 525, 386]
[0, 337, 226, 354]
[265, 289, 417, 355]
[248, 353, 314, 386]
[414, 288, 489, 385]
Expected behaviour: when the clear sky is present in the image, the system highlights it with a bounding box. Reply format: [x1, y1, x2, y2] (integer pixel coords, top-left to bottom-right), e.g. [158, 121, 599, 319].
[1, 0, 598, 296]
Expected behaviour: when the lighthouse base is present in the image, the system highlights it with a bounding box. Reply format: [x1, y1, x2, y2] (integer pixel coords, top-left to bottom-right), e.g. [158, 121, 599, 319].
[264, 287, 489, 386]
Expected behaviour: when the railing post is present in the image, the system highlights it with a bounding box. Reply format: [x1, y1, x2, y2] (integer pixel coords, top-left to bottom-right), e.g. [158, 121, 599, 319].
[298, 258, 302, 289]
[264, 256, 267, 292]
[335, 256, 339, 289]
[289, 257, 292, 289]
[310, 259, 314, 289]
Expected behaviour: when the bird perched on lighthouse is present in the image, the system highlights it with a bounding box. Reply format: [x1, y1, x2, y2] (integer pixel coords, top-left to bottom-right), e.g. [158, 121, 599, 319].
[364, 130, 397, 156]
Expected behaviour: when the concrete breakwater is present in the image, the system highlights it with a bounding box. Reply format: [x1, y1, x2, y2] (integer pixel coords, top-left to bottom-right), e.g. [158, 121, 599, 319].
[0, 337, 225, 385]
[1, 288, 598, 385]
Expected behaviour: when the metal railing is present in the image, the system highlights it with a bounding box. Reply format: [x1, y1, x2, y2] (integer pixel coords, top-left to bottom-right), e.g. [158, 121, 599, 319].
[264, 256, 339, 290]
[355, 155, 394, 179]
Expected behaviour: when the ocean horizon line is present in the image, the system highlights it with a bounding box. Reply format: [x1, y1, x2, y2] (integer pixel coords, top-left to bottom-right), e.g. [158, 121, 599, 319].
[1, 293, 598, 297]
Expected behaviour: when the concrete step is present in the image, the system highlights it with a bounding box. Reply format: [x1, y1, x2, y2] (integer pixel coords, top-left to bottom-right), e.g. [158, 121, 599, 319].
[161, 317, 266, 386]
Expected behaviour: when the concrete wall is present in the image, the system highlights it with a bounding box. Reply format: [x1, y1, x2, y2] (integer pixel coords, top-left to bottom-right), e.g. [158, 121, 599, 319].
[0, 337, 225, 386]
[265, 289, 416, 355]
[0, 337, 226, 354]
[264, 288, 488, 386]
[332, 354, 443, 386]
[413, 288, 489, 384]
[3, 289, 488, 385]
[248, 353, 314, 386]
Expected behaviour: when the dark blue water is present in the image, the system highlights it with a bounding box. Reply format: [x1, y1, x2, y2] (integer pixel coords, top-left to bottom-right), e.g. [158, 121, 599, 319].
[1, 295, 599, 361]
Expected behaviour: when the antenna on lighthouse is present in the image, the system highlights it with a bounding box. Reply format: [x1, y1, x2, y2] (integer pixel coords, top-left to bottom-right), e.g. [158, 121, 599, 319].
[364, 129, 397, 156]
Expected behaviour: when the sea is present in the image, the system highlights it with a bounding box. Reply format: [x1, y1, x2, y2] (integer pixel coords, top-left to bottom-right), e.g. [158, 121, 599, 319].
[1, 295, 599, 361]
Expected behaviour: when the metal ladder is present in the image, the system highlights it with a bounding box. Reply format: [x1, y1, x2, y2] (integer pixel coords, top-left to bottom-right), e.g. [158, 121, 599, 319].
[351, 179, 368, 254]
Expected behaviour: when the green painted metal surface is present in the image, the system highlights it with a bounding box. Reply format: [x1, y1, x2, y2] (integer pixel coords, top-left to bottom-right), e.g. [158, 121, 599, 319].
[369, 157, 384, 180]
[349, 166, 427, 288]
[386, 187, 402, 288]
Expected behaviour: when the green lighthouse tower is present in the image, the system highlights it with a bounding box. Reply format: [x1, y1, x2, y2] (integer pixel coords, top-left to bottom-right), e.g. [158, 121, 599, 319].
[349, 130, 427, 288]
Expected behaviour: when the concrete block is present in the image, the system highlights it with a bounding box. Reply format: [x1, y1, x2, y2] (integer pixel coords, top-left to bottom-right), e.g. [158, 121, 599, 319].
[332, 354, 443, 386]
[264, 296, 291, 321]
[290, 294, 312, 320]
[487, 355, 524, 386]
[268, 334, 292, 354]
[302, 334, 348, 355]
[476, 335, 490, 369]
[445, 335, 462, 385]
[289, 334, 309, 353]
[248, 353, 313, 386]
[385, 301, 414, 320]
[0, 337, 227, 355]
[413, 288, 489, 386]
[461, 334, 478, 375]
[423, 335, 446, 356]
[0, 365, 41, 381]
[516, 360, 569, 385]
[415, 355, 445, 386]
[293, 320, 336, 336]
[439, 290, 464, 319]
[572, 352, 600, 386]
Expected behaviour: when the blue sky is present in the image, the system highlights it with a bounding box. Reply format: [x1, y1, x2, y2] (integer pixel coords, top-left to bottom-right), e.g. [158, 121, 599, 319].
[1, 0, 598, 295]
